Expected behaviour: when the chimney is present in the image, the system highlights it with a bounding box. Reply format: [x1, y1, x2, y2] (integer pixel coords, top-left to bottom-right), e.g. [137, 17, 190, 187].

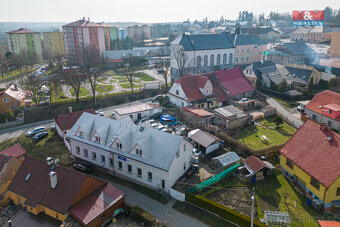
[304, 64, 306, 69]
[46, 157, 53, 166]
[320, 122, 328, 131]
[49, 171, 57, 189]
[13, 83, 18, 91]
[294, 63, 297, 68]
[233, 34, 237, 46]
[68, 107, 72, 113]
[260, 60, 263, 64]
[235, 27, 240, 34]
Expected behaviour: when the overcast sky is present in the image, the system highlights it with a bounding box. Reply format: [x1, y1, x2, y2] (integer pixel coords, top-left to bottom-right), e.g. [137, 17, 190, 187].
[0, 0, 339, 23]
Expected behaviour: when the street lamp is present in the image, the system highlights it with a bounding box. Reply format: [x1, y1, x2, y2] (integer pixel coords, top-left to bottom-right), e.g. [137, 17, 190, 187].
[251, 187, 255, 227]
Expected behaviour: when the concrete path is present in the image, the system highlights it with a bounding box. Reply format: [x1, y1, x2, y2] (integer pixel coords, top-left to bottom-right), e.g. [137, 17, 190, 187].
[266, 97, 303, 129]
[105, 180, 209, 227]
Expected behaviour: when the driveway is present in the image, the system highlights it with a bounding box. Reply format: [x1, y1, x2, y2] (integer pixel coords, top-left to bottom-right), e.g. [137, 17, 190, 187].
[141, 69, 170, 86]
[3, 209, 61, 227]
[99, 177, 208, 227]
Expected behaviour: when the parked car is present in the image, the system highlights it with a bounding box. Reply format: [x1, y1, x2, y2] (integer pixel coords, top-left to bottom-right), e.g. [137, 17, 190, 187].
[148, 119, 155, 125]
[161, 128, 172, 133]
[175, 127, 186, 136]
[193, 148, 202, 158]
[157, 124, 165, 130]
[73, 163, 93, 173]
[95, 111, 104, 116]
[27, 127, 47, 137]
[32, 132, 49, 142]
[151, 123, 159, 128]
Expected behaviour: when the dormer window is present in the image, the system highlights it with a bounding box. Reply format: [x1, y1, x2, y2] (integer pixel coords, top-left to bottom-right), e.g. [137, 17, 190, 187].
[329, 109, 332, 114]
[117, 143, 122, 149]
[95, 136, 100, 143]
[79, 131, 83, 138]
[136, 149, 142, 156]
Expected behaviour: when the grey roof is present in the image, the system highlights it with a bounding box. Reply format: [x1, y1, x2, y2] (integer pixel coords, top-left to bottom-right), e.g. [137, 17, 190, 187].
[178, 33, 234, 51]
[285, 66, 313, 85]
[226, 33, 267, 46]
[103, 46, 169, 60]
[245, 61, 276, 79]
[214, 105, 248, 119]
[282, 42, 317, 56]
[212, 152, 240, 167]
[321, 72, 336, 81]
[241, 27, 279, 35]
[66, 113, 183, 171]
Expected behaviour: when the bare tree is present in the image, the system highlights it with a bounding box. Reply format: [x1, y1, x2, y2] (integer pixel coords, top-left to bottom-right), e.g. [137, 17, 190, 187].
[171, 45, 195, 77]
[0, 53, 9, 79]
[123, 57, 138, 94]
[81, 46, 103, 108]
[9, 54, 22, 73]
[19, 50, 37, 72]
[64, 61, 83, 102]
[19, 74, 42, 106]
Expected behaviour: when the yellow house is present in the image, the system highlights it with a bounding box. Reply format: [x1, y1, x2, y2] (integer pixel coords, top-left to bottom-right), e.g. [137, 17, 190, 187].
[0, 84, 31, 114]
[285, 63, 322, 87]
[7, 156, 107, 222]
[280, 121, 340, 213]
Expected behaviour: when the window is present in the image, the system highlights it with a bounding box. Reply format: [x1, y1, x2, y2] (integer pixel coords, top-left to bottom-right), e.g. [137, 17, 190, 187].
[83, 149, 88, 157]
[95, 136, 100, 143]
[76, 146, 80, 154]
[241, 57, 244, 62]
[128, 164, 132, 173]
[328, 121, 332, 127]
[116, 143, 122, 149]
[216, 54, 221, 65]
[148, 172, 152, 181]
[92, 152, 97, 161]
[329, 109, 332, 114]
[162, 180, 165, 189]
[203, 55, 208, 66]
[210, 55, 214, 66]
[176, 90, 179, 95]
[310, 177, 320, 190]
[136, 149, 142, 156]
[247, 48, 249, 53]
[118, 161, 122, 170]
[3, 98, 10, 103]
[10, 106, 14, 110]
[286, 159, 294, 169]
[183, 162, 187, 171]
[100, 214, 105, 221]
[229, 53, 233, 64]
[197, 56, 201, 67]
[242, 49, 244, 53]
[109, 158, 113, 166]
[246, 57, 249, 62]
[137, 168, 142, 178]
[312, 114, 318, 120]
[336, 187, 340, 196]
[236, 58, 238, 63]
[101, 155, 105, 163]
[223, 54, 227, 65]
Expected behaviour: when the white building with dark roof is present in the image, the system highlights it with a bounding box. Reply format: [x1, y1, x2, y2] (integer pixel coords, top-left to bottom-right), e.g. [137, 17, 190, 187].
[66, 113, 193, 192]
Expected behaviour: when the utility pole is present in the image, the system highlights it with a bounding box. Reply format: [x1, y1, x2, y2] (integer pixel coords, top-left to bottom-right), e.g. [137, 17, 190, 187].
[251, 187, 255, 227]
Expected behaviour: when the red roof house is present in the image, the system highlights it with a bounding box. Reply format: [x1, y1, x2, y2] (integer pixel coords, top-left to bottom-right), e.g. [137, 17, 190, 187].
[318, 220, 340, 227]
[0, 144, 26, 159]
[244, 156, 274, 175]
[55, 109, 96, 137]
[0, 84, 32, 114]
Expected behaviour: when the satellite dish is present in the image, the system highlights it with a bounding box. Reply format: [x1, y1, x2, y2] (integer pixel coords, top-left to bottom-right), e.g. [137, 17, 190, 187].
[54, 158, 59, 164]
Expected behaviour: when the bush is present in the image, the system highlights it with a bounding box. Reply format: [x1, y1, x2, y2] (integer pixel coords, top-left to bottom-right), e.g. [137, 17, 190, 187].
[186, 193, 266, 227]
[5, 110, 15, 121]
[130, 206, 156, 227]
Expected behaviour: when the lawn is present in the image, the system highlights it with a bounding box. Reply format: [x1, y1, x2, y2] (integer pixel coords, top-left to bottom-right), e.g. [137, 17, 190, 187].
[120, 81, 143, 89]
[256, 173, 328, 227]
[0, 131, 73, 167]
[112, 75, 127, 80]
[133, 72, 155, 82]
[70, 86, 90, 97]
[235, 117, 296, 150]
[95, 84, 113, 93]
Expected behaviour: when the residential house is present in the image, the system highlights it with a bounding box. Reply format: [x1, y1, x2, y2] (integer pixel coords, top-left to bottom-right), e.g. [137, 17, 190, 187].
[7, 28, 43, 61]
[227, 31, 269, 65]
[243, 156, 275, 181]
[189, 129, 220, 155]
[303, 90, 340, 132]
[0, 84, 31, 114]
[66, 113, 193, 192]
[318, 58, 340, 76]
[7, 156, 125, 225]
[318, 220, 340, 227]
[214, 105, 251, 130]
[285, 63, 321, 87]
[42, 32, 65, 57]
[290, 26, 331, 44]
[0, 143, 26, 160]
[330, 32, 340, 57]
[170, 33, 235, 80]
[112, 102, 162, 122]
[265, 42, 319, 65]
[240, 27, 280, 43]
[279, 121, 340, 213]
[0, 153, 22, 207]
[243, 60, 276, 87]
[168, 72, 228, 108]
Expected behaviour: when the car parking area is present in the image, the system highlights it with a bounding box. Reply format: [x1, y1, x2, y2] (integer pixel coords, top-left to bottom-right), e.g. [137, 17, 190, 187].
[3, 209, 61, 227]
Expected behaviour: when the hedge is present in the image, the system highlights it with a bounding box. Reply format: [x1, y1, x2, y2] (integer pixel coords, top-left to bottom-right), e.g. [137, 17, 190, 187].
[130, 206, 156, 227]
[186, 193, 267, 227]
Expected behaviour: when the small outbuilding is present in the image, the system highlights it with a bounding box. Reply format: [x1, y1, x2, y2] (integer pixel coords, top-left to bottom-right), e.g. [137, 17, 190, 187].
[214, 105, 251, 130]
[189, 129, 221, 155]
[112, 102, 162, 122]
[212, 152, 240, 168]
[243, 156, 275, 181]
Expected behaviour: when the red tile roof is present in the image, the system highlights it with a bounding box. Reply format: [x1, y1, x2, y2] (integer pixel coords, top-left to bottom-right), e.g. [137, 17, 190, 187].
[7, 156, 103, 214]
[305, 90, 340, 115]
[0, 154, 9, 172]
[280, 121, 340, 188]
[181, 106, 214, 119]
[318, 220, 340, 227]
[0, 144, 26, 158]
[3, 84, 29, 102]
[174, 72, 228, 103]
[70, 184, 125, 225]
[244, 156, 269, 173]
[7, 28, 39, 34]
[215, 68, 254, 97]
[55, 109, 96, 131]
[324, 103, 340, 111]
